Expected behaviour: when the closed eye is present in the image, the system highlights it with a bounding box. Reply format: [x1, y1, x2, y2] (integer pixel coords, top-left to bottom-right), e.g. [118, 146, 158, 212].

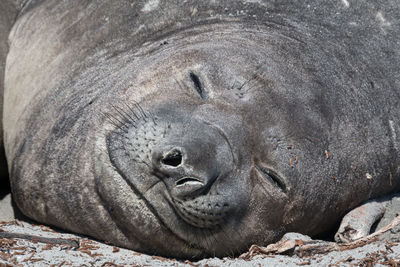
[189, 72, 207, 100]
[255, 165, 287, 193]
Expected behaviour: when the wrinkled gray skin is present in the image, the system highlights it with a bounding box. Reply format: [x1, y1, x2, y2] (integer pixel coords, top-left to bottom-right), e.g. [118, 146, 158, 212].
[1, 0, 400, 259]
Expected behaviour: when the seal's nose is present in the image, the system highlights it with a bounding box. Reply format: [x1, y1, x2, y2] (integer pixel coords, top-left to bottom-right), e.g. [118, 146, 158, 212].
[152, 145, 216, 199]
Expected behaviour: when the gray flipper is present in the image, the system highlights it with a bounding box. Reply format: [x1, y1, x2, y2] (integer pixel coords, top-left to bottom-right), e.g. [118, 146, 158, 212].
[335, 193, 400, 243]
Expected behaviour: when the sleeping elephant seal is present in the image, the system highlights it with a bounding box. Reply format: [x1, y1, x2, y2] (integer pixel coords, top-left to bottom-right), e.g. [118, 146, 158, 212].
[2, 0, 400, 258]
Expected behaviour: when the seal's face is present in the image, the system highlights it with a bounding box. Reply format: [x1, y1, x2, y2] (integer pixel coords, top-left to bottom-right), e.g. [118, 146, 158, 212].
[108, 105, 246, 230]
[97, 27, 324, 257]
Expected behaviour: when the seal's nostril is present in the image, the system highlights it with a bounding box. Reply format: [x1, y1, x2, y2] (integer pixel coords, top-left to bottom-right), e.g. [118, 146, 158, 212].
[161, 149, 182, 167]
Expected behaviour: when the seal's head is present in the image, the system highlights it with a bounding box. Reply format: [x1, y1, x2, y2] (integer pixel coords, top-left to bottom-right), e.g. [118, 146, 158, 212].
[95, 24, 331, 258]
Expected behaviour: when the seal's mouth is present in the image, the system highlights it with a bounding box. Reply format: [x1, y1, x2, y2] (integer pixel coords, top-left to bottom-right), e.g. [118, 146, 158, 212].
[172, 176, 206, 198]
[176, 177, 203, 187]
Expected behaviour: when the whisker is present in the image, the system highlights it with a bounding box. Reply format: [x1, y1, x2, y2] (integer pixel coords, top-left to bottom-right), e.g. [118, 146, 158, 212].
[110, 104, 137, 128]
[113, 103, 138, 125]
[134, 104, 147, 122]
[103, 112, 129, 133]
[122, 101, 141, 121]
[133, 101, 148, 119]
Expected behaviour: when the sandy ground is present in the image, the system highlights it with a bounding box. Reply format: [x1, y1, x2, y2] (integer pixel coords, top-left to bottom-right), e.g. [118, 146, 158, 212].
[1, 192, 400, 266]
[0, 220, 399, 266]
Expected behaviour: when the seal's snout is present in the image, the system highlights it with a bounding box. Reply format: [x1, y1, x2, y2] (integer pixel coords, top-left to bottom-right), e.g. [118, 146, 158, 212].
[145, 118, 237, 229]
[151, 141, 219, 200]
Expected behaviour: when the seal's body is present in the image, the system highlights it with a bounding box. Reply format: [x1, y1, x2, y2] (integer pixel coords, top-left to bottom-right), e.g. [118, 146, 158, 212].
[2, 0, 400, 258]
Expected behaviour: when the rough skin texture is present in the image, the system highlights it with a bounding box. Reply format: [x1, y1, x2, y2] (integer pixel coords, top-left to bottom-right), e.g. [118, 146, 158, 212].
[2, 0, 400, 259]
[0, 0, 20, 183]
